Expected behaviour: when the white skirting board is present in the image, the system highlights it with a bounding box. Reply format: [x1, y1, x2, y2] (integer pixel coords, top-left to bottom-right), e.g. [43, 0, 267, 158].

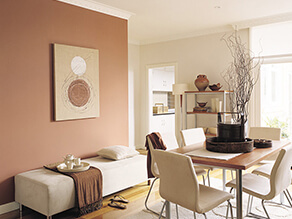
[0, 202, 19, 215]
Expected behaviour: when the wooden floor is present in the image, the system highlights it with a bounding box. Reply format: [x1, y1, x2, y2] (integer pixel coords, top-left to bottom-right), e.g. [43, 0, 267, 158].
[1, 166, 291, 219]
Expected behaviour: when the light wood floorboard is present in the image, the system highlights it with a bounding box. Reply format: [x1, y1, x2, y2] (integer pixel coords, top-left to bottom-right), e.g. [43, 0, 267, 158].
[1, 165, 291, 219]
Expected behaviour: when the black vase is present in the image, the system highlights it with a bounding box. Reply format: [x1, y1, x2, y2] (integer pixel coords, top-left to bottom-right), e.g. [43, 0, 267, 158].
[217, 113, 245, 142]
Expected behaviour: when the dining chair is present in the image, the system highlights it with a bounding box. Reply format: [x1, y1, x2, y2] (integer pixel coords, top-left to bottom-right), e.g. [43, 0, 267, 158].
[180, 128, 213, 186]
[252, 162, 292, 207]
[249, 127, 281, 163]
[144, 133, 207, 216]
[180, 127, 236, 187]
[152, 149, 234, 219]
[226, 144, 292, 218]
[249, 127, 281, 175]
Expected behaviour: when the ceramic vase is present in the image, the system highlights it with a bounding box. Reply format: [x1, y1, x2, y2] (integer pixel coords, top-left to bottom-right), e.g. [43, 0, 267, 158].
[194, 74, 209, 91]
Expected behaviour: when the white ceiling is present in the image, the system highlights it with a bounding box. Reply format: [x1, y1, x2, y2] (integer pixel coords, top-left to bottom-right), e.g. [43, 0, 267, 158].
[91, 0, 292, 45]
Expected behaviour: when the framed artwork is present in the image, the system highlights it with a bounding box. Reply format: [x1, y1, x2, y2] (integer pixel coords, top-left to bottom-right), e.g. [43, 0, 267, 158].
[54, 44, 99, 121]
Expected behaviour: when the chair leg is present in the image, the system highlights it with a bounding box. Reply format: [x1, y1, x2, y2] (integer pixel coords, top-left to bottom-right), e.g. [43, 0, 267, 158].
[193, 212, 197, 219]
[226, 200, 229, 218]
[286, 189, 292, 201]
[145, 177, 161, 215]
[203, 213, 207, 219]
[207, 169, 211, 186]
[202, 175, 206, 185]
[159, 201, 167, 219]
[227, 200, 234, 219]
[246, 195, 254, 215]
[284, 190, 292, 207]
[176, 204, 179, 219]
[19, 204, 22, 218]
[261, 200, 271, 219]
[249, 196, 254, 214]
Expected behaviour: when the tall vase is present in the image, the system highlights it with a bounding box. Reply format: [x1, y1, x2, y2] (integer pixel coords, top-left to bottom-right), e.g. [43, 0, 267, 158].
[194, 74, 209, 91]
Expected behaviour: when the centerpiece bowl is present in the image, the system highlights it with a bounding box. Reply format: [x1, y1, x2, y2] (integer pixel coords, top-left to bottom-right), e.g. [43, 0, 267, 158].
[206, 137, 254, 153]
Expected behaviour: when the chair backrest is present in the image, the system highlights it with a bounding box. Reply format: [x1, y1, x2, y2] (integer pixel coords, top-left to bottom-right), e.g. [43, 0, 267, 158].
[147, 136, 160, 177]
[146, 132, 179, 177]
[180, 128, 206, 146]
[160, 132, 179, 150]
[268, 144, 292, 199]
[248, 127, 281, 140]
[152, 149, 200, 212]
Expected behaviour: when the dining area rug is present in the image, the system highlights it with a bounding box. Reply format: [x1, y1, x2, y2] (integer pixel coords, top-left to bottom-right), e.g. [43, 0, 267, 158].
[126, 178, 292, 219]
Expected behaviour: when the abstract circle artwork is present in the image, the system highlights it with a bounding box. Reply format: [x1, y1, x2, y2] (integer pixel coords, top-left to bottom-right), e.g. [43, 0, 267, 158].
[54, 44, 99, 121]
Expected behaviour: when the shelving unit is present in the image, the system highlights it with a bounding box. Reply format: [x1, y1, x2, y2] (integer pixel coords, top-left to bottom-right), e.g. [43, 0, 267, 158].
[182, 90, 233, 131]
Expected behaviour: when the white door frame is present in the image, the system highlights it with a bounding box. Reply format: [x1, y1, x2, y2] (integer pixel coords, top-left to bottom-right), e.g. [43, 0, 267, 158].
[146, 62, 178, 134]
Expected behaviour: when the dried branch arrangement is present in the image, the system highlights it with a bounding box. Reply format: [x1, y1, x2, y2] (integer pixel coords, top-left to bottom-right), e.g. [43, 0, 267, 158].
[222, 31, 260, 123]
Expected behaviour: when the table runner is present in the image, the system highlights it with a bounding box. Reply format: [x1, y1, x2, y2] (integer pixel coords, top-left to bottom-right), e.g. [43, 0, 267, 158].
[44, 163, 103, 216]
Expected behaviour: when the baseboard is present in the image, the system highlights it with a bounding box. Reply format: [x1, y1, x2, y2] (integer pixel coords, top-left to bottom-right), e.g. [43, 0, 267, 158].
[0, 202, 19, 215]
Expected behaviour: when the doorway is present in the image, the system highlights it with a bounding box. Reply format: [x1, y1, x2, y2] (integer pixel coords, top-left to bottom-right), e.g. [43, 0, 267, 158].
[147, 64, 176, 134]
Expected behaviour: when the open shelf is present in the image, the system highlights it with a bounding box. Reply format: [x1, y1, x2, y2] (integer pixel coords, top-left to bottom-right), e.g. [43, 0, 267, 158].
[185, 90, 233, 94]
[184, 90, 233, 129]
[205, 133, 216, 137]
[187, 111, 217, 114]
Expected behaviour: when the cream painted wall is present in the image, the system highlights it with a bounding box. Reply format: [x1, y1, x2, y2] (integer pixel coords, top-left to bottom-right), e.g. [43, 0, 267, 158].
[133, 29, 249, 148]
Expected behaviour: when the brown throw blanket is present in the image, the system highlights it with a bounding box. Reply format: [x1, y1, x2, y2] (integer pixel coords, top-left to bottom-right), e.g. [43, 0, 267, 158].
[44, 163, 103, 216]
[145, 132, 167, 178]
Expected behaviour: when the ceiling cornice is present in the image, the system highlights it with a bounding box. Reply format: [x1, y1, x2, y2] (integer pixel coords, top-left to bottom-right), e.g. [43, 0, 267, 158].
[232, 12, 292, 30]
[57, 0, 134, 20]
[139, 12, 292, 45]
[138, 25, 234, 45]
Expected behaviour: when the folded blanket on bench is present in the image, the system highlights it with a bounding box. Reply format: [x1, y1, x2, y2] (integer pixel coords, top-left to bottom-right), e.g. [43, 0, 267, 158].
[44, 163, 103, 216]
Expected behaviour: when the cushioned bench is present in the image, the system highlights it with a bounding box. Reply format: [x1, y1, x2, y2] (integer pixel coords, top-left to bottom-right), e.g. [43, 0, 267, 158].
[15, 155, 147, 218]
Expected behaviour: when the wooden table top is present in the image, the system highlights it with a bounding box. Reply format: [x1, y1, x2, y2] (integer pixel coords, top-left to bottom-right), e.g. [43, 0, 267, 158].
[171, 140, 291, 170]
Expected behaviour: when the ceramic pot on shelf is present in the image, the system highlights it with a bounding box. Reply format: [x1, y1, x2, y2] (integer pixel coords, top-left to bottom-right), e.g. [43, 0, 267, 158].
[194, 74, 209, 91]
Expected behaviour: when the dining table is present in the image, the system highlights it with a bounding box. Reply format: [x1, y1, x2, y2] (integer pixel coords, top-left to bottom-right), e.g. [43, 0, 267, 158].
[167, 139, 291, 219]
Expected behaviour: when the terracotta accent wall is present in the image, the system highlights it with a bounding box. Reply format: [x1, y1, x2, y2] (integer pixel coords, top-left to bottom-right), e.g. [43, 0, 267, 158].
[0, 0, 128, 205]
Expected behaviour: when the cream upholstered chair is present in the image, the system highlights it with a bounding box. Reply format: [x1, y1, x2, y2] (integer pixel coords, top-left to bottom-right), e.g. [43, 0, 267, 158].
[180, 128, 206, 146]
[250, 127, 282, 183]
[251, 164, 292, 207]
[180, 128, 214, 186]
[249, 127, 281, 175]
[226, 144, 292, 218]
[248, 127, 281, 141]
[145, 133, 206, 216]
[249, 127, 292, 207]
[249, 127, 281, 163]
[152, 149, 234, 219]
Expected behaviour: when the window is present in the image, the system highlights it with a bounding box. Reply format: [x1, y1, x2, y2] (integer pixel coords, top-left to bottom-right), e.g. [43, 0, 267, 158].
[260, 62, 292, 138]
[251, 21, 292, 138]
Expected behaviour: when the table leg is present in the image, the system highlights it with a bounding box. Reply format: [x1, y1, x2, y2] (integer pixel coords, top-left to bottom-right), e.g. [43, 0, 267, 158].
[236, 169, 243, 219]
[165, 200, 171, 219]
[222, 169, 226, 191]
